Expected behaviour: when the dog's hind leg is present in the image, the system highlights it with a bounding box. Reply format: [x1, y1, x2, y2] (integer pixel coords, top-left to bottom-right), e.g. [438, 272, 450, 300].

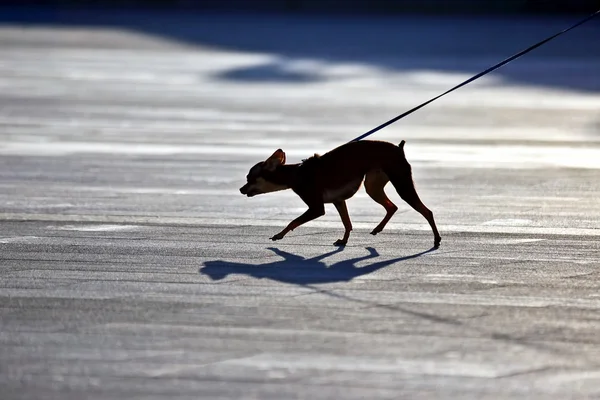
[365, 170, 398, 235]
[333, 200, 352, 246]
[389, 172, 441, 248]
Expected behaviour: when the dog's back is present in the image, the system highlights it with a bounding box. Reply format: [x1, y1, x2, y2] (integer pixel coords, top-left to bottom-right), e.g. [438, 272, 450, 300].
[309, 140, 408, 188]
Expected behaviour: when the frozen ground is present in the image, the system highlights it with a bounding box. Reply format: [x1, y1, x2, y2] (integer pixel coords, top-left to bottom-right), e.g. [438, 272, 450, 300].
[1, 11, 600, 399]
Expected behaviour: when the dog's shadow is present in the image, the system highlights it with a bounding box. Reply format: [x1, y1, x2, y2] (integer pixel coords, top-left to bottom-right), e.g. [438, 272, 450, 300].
[200, 246, 436, 285]
[199, 245, 565, 354]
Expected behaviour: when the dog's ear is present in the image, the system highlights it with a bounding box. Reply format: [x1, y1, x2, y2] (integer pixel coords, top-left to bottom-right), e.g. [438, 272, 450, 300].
[264, 149, 286, 171]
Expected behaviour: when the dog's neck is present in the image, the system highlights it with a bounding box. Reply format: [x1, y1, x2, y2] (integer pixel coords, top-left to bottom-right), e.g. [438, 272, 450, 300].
[266, 164, 300, 188]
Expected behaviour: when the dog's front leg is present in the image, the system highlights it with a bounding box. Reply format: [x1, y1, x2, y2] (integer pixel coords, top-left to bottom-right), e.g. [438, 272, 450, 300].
[271, 203, 325, 241]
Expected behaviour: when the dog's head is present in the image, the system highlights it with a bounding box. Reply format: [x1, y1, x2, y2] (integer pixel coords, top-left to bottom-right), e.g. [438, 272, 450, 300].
[240, 149, 289, 197]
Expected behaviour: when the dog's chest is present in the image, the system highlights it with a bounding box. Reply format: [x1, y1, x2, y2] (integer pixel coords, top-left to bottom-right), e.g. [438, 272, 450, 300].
[322, 177, 363, 203]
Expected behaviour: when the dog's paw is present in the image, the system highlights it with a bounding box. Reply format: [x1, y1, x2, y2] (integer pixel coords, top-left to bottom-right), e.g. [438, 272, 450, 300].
[270, 233, 284, 241]
[333, 239, 347, 246]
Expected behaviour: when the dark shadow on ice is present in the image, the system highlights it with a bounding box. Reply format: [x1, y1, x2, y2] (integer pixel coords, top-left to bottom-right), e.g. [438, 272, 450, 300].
[220, 59, 325, 83]
[200, 245, 436, 285]
[1, 7, 598, 91]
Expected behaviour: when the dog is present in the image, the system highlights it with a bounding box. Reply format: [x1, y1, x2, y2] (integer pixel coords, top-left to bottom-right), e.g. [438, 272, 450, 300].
[240, 140, 441, 247]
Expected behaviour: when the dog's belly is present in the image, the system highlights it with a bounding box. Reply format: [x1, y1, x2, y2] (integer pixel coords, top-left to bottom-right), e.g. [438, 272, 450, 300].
[322, 177, 363, 203]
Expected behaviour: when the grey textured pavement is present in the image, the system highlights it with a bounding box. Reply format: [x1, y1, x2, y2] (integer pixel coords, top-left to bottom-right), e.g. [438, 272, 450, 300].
[1, 13, 600, 399]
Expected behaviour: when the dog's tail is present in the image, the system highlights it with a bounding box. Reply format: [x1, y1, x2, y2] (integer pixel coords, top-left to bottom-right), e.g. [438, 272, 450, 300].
[398, 140, 406, 157]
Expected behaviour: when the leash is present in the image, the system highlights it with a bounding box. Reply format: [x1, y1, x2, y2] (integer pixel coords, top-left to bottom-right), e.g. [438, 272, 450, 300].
[351, 9, 600, 142]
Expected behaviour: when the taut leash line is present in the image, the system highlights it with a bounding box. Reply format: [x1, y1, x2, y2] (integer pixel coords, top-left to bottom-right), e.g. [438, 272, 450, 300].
[351, 9, 600, 142]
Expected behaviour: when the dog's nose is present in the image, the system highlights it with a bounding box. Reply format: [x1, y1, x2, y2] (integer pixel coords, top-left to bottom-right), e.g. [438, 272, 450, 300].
[239, 185, 247, 195]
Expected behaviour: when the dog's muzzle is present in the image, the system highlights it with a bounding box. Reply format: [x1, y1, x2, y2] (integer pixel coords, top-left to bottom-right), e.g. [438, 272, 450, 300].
[240, 184, 257, 197]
